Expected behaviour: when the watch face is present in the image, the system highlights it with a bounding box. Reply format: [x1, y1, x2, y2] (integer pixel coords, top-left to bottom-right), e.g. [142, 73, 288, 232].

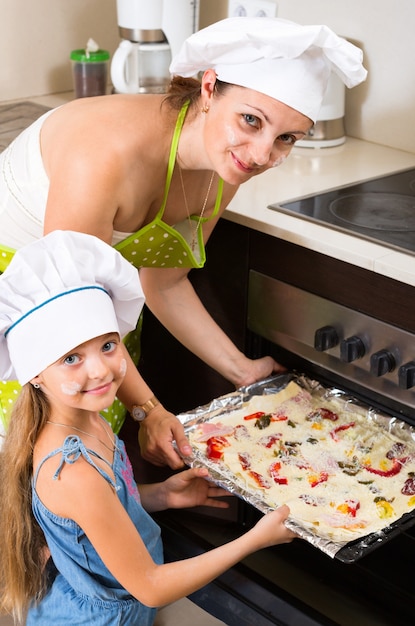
[132, 406, 146, 422]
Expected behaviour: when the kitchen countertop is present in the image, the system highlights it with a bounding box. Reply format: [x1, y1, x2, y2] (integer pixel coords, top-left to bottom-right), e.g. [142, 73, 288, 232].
[5, 92, 415, 287]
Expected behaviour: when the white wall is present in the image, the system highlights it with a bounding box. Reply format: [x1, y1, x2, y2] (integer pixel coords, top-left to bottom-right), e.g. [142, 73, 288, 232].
[1, 0, 414, 153]
[1, 0, 119, 100]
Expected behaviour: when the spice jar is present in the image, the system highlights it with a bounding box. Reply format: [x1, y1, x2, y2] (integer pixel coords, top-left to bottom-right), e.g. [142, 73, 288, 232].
[70, 47, 110, 98]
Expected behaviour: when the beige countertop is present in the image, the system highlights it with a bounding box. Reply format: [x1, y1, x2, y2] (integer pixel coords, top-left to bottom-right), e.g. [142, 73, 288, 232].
[10, 92, 415, 287]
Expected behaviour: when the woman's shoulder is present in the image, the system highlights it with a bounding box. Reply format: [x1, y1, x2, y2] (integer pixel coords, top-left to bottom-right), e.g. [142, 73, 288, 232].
[42, 94, 172, 162]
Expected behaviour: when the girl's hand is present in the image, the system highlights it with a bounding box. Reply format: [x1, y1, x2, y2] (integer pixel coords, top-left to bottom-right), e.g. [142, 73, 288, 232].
[164, 467, 230, 510]
[250, 505, 297, 549]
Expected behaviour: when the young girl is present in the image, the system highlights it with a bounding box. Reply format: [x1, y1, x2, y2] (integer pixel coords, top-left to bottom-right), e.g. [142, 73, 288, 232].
[0, 231, 295, 625]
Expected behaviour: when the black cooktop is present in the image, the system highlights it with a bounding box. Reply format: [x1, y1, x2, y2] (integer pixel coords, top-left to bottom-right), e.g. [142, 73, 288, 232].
[269, 167, 415, 255]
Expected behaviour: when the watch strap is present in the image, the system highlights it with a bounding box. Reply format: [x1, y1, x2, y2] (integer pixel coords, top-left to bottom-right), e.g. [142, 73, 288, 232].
[131, 396, 160, 421]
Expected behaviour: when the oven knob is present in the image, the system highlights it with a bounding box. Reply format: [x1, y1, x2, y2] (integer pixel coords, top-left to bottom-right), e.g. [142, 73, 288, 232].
[340, 336, 365, 363]
[398, 361, 415, 389]
[370, 350, 396, 376]
[314, 325, 339, 352]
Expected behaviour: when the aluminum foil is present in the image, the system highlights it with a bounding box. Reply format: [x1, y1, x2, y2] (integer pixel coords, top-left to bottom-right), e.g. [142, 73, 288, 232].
[176, 372, 415, 561]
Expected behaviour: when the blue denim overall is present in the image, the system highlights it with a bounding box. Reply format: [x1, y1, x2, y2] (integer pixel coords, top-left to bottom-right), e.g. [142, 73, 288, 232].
[28, 435, 163, 625]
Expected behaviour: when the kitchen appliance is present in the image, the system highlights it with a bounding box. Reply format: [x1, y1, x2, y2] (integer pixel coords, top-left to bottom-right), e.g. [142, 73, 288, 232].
[269, 167, 415, 255]
[111, 0, 199, 94]
[139, 168, 415, 624]
[296, 71, 346, 148]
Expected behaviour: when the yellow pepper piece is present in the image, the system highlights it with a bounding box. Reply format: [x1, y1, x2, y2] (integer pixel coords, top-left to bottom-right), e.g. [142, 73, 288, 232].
[336, 503, 350, 515]
[376, 500, 394, 519]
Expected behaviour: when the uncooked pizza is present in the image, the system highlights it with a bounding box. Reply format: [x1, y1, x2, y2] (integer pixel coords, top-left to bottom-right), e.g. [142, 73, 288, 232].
[188, 381, 415, 545]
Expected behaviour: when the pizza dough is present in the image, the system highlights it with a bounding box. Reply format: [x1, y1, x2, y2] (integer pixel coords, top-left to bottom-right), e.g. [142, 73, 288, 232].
[188, 381, 415, 545]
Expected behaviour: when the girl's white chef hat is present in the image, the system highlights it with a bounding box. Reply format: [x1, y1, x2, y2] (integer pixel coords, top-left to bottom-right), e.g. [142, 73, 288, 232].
[0, 231, 144, 385]
[170, 17, 367, 123]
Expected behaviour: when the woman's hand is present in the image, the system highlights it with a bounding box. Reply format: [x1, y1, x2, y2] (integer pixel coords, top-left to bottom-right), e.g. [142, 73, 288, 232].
[138, 406, 192, 469]
[236, 356, 286, 387]
[163, 467, 230, 510]
[232, 355, 286, 390]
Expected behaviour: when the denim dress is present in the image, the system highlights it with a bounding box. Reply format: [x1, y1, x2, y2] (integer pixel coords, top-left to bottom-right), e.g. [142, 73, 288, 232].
[28, 435, 164, 625]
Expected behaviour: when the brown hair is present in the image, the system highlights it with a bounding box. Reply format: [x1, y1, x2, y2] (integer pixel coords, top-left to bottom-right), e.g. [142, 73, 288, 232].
[163, 75, 231, 111]
[0, 385, 50, 622]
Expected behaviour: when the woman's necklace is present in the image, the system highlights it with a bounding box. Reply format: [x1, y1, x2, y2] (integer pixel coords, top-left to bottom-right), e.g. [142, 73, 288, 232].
[177, 159, 215, 251]
[46, 420, 116, 453]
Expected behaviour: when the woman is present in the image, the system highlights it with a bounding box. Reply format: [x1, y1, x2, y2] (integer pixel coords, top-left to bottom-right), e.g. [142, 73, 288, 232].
[0, 17, 367, 468]
[0, 231, 295, 624]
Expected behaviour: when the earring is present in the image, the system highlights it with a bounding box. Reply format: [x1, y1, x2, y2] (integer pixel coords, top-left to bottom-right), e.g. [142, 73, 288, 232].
[201, 104, 209, 114]
[33, 383, 40, 389]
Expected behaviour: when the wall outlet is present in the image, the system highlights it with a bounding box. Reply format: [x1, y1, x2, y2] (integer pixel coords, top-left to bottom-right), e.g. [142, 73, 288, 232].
[228, 0, 278, 18]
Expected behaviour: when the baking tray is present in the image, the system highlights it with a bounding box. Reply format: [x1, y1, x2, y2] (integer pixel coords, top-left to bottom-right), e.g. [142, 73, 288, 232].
[177, 373, 415, 563]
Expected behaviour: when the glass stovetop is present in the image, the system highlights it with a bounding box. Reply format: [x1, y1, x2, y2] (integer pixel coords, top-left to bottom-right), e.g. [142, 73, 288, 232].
[268, 167, 415, 256]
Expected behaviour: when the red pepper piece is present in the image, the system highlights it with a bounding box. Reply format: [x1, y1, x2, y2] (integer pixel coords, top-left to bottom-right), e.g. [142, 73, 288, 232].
[206, 436, 229, 461]
[270, 414, 288, 422]
[319, 408, 339, 421]
[310, 471, 329, 487]
[248, 470, 270, 489]
[269, 461, 288, 485]
[346, 499, 360, 517]
[243, 411, 265, 421]
[364, 457, 408, 477]
[260, 434, 282, 449]
[330, 421, 355, 441]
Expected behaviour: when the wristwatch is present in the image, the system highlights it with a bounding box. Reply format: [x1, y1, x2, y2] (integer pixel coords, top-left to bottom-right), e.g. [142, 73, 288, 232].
[131, 396, 160, 422]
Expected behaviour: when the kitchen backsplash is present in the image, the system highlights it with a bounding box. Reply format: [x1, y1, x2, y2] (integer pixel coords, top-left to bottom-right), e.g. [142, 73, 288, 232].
[1, 0, 414, 154]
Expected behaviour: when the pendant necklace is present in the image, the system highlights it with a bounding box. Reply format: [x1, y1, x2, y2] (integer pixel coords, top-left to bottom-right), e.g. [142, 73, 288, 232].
[177, 158, 215, 251]
[46, 419, 116, 454]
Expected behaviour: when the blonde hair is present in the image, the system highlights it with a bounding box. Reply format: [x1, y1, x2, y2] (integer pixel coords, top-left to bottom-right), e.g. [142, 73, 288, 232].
[0, 385, 50, 622]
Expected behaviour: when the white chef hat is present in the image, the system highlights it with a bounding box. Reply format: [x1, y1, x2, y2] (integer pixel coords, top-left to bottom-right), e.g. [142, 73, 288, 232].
[170, 17, 367, 123]
[0, 231, 144, 385]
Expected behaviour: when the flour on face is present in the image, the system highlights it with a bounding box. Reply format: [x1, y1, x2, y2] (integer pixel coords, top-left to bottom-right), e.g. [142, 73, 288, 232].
[60, 381, 82, 396]
[119, 358, 127, 378]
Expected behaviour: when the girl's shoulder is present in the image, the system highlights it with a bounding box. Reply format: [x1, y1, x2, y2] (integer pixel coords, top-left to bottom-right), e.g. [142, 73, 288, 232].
[33, 435, 116, 518]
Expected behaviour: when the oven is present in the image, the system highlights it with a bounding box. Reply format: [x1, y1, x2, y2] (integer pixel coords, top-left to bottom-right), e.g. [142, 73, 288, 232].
[142, 168, 415, 626]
